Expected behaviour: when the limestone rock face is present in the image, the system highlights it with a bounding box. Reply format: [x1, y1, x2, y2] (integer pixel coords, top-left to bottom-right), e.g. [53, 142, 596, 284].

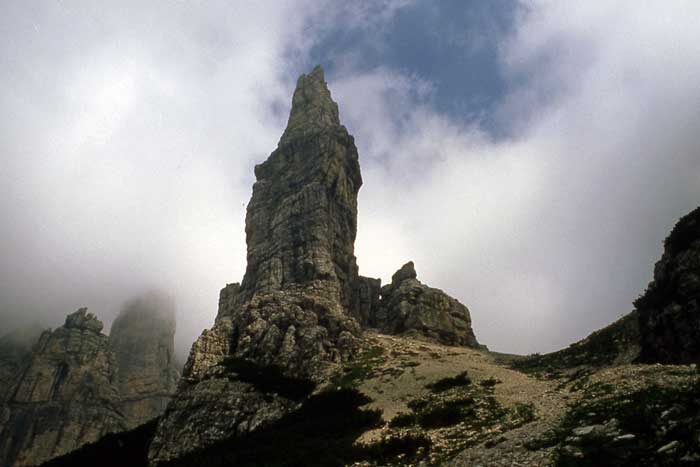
[149, 66, 366, 464]
[636, 206, 700, 363]
[0, 299, 180, 467]
[110, 292, 180, 426]
[374, 262, 480, 347]
[0, 323, 45, 402]
[0, 309, 126, 467]
[351, 276, 382, 326]
[241, 65, 362, 316]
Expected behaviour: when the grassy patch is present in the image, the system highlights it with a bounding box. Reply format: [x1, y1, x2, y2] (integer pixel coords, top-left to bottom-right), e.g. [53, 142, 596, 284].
[383, 377, 538, 465]
[334, 344, 386, 388]
[512, 402, 536, 425]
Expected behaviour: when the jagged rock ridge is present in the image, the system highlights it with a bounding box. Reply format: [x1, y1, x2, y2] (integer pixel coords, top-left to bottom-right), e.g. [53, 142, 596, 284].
[0, 293, 179, 467]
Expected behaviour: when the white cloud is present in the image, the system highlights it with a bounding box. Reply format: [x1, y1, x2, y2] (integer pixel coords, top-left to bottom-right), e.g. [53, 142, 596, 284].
[0, 0, 417, 356]
[330, 2, 700, 352]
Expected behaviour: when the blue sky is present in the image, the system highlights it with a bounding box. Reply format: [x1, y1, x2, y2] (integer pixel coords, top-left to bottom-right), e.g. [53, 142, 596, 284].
[1, 1, 699, 356]
[308, 0, 518, 134]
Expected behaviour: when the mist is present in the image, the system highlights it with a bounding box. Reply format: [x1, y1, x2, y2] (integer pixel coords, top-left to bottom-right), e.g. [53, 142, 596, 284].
[1, 1, 699, 357]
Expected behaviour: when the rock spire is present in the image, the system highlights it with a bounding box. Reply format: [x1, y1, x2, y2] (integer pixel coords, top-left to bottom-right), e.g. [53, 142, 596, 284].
[148, 66, 482, 463]
[149, 65, 366, 463]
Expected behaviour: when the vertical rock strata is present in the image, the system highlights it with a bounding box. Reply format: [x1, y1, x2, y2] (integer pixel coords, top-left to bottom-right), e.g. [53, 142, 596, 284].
[0, 323, 45, 402]
[0, 309, 126, 467]
[0, 296, 179, 467]
[149, 66, 366, 463]
[110, 292, 179, 426]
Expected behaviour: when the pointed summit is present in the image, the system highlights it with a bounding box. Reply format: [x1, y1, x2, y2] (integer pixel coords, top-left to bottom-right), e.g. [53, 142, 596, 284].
[149, 66, 365, 463]
[280, 65, 340, 144]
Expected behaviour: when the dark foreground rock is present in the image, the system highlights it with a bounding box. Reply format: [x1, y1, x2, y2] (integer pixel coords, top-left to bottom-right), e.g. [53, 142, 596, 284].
[636, 206, 700, 364]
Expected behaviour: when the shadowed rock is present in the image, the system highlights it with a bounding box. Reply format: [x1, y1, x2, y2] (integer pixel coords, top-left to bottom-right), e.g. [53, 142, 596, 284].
[636, 206, 700, 363]
[0, 323, 45, 402]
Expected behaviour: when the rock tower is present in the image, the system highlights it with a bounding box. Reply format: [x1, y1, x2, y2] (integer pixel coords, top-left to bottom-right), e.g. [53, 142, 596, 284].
[148, 66, 480, 463]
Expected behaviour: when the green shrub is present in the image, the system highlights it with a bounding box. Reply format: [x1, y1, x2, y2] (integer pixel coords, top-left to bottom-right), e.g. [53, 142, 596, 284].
[426, 371, 471, 392]
[417, 398, 475, 429]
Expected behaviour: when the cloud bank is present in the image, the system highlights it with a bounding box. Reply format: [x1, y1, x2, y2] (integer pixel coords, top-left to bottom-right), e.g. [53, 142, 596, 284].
[1, 1, 699, 355]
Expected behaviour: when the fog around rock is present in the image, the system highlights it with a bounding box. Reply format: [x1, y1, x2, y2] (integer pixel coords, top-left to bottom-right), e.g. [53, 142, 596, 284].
[1, 1, 699, 357]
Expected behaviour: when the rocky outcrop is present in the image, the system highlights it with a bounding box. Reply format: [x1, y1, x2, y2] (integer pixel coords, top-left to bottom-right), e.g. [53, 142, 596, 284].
[149, 66, 367, 464]
[0, 323, 45, 402]
[0, 297, 179, 467]
[373, 262, 479, 347]
[0, 309, 126, 467]
[110, 292, 179, 426]
[351, 276, 382, 326]
[636, 206, 700, 364]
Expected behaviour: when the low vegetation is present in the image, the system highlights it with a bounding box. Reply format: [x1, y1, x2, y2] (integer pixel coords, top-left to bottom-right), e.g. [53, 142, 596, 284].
[383, 371, 538, 464]
[511, 313, 640, 378]
[218, 357, 316, 401]
[334, 345, 386, 388]
[526, 373, 700, 467]
[425, 371, 471, 392]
